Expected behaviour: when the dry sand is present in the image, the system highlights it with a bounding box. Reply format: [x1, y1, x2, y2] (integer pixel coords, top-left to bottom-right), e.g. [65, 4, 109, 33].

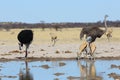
[0, 41, 120, 60]
[0, 28, 120, 60]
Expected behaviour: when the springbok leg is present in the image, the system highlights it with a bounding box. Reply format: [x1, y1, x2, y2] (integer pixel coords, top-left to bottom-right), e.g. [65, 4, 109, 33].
[77, 41, 87, 60]
[89, 43, 96, 60]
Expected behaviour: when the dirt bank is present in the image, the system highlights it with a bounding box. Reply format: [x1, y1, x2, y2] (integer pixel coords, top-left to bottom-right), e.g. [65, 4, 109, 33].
[0, 41, 120, 61]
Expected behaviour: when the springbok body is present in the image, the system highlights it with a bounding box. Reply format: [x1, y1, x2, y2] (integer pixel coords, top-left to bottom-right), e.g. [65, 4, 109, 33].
[49, 32, 58, 46]
[105, 28, 113, 41]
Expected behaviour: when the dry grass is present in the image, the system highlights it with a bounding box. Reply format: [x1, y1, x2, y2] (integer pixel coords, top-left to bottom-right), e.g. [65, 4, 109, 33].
[0, 27, 119, 45]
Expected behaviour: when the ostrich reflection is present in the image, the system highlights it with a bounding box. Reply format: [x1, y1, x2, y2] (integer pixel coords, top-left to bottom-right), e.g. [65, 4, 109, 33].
[78, 60, 102, 80]
[19, 61, 33, 80]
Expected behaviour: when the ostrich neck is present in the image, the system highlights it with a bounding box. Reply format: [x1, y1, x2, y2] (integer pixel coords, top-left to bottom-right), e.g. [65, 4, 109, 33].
[104, 17, 107, 33]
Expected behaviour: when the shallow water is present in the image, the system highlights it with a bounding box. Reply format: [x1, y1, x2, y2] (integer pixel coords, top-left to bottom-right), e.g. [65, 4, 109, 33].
[0, 60, 120, 80]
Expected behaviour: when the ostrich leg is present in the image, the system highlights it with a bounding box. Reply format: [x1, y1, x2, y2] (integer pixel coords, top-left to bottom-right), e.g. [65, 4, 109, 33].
[25, 44, 29, 58]
[25, 49, 28, 58]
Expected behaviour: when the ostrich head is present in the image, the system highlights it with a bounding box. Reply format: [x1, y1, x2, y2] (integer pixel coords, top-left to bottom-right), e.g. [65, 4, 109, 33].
[18, 43, 23, 50]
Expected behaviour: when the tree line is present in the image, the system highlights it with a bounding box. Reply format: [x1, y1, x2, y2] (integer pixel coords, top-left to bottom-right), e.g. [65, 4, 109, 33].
[0, 20, 120, 30]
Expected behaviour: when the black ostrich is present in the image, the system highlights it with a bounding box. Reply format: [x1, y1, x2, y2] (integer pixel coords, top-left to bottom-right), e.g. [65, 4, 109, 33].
[17, 30, 33, 58]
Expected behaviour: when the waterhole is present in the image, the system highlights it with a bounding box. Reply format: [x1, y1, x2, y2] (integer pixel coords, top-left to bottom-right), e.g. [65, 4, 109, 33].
[0, 60, 120, 80]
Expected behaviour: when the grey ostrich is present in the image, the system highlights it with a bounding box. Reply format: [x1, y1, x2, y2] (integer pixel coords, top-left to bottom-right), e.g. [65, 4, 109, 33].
[78, 15, 108, 60]
[17, 30, 33, 58]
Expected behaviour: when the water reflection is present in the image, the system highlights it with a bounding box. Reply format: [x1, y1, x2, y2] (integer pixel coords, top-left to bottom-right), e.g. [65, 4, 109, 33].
[78, 60, 102, 80]
[19, 61, 33, 80]
[0, 60, 120, 80]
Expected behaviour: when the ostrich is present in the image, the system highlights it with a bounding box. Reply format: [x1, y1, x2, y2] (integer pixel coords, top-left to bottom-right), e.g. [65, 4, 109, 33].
[17, 30, 33, 58]
[77, 15, 108, 60]
[49, 32, 58, 46]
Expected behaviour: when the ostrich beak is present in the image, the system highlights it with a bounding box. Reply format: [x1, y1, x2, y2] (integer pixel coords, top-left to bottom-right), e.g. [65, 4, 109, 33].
[18, 43, 21, 50]
[18, 43, 23, 50]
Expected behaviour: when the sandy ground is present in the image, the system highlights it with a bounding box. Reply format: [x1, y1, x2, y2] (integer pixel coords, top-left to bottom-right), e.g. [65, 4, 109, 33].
[0, 28, 120, 60]
[0, 41, 120, 60]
